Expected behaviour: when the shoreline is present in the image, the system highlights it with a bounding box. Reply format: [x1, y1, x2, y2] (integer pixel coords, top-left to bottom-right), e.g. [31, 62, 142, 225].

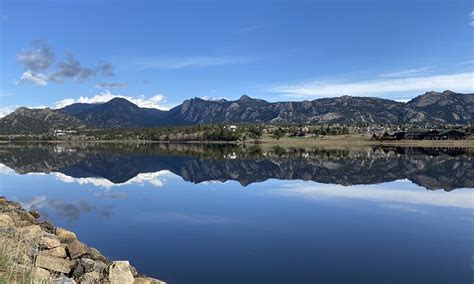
[0, 197, 166, 284]
[1, 137, 473, 148]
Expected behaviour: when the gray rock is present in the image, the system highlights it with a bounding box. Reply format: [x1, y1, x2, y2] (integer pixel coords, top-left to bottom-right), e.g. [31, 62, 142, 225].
[17, 210, 38, 224]
[78, 271, 102, 284]
[29, 210, 41, 218]
[41, 245, 68, 258]
[36, 254, 75, 274]
[93, 261, 108, 274]
[81, 258, 95, 273]
[19, 224, 43, 239]
[33, 267, 51, 279]
[71, 262, 85, 278]
[0, 213, 15, 227]
[108, 261, 134, 284]
[53, 276, 76, 284]
[67, 240, 88, 259]
[41, 221, 55, 233]
[37, 233, 61, 249]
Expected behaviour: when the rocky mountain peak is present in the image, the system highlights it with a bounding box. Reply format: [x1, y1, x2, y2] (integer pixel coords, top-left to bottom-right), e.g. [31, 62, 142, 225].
[238, 94, 253, 101]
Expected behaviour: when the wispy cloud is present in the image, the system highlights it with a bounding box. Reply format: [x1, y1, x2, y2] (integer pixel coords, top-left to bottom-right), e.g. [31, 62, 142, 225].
[470, 11, 474, 26]
[53, 90, 170, 110]
[96, 82, 127, 89]
[378, 66, 434, 78]
[457, 60, 474, 65]
[267, 72, 474, 99]
[135, 55, 255, 70]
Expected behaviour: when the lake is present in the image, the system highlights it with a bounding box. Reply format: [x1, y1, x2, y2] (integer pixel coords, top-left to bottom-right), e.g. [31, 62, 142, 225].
[0, 143, 472, 284]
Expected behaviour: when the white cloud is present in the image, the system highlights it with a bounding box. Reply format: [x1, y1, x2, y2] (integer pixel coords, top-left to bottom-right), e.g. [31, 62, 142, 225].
[17, 71, 48, 86]
[378, 66, 434, 78]
[0, 106, 16, 118]
[53, 170, 172, 189]
[0, 105, 48, 118]
[470, 11, 474, 26]
[53, 90, 170, 110]
[200, 96, 228, 101]
[135, 55, 254, 69]
[0, 164, 16, 175]
[20, 195, 47, 210]
[268, 72, 474, 99]
[275, 182, 474, 209]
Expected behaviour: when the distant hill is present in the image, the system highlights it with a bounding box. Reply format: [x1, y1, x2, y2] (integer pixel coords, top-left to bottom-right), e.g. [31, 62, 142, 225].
[0, 90, 472, 134]
[60, 97, 167, 128]
[0, 107, 85, 134]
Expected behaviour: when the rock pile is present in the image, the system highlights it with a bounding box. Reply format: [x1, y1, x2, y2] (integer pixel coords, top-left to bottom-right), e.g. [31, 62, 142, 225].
[0, 197, 165, 283]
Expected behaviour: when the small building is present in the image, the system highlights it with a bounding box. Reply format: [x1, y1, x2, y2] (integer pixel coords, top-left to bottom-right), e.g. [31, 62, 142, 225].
[224, 125, 237, 132]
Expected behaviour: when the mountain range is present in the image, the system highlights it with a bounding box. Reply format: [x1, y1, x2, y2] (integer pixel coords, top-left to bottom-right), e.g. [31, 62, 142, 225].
[1, 90, 472, 134]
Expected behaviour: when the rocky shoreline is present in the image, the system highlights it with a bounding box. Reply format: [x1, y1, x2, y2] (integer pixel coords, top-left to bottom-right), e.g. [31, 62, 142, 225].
[0, 196, 165, 283]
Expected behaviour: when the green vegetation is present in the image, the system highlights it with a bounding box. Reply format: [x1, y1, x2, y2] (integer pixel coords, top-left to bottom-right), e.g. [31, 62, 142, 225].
[1, 123, 472, 147]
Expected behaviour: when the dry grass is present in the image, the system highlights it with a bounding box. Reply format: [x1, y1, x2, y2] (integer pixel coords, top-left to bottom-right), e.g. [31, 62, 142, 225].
[0, 233, 33, 283]
[0, 231, 49, 284]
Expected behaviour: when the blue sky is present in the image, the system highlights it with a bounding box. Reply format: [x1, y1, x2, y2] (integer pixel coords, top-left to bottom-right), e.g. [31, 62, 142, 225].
[0, 0, 473, 115]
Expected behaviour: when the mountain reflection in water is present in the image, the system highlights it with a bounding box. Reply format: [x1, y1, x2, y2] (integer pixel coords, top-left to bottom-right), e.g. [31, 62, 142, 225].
[0, 143, 472, 191]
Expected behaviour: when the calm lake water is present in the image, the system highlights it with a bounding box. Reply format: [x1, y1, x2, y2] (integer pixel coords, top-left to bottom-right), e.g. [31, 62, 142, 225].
[0, 143, 472, 284]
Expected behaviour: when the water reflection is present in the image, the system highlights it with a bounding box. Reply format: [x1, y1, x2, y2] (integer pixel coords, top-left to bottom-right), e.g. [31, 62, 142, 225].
[0, 143, 472, 284]
[0, 143, 472, 190]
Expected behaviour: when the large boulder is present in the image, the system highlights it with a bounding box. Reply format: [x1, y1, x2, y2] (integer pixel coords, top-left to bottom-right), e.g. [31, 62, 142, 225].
[33, 267, 51, 279]
[40, 245, 68, 258]
[37, 233, 61, 249]
[19, 224, 43, 239]
[108, 261, 134, 284]
[0, 213, 15, 227]
[36, 254, 75, 274]
[67, 240, 88, 259]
